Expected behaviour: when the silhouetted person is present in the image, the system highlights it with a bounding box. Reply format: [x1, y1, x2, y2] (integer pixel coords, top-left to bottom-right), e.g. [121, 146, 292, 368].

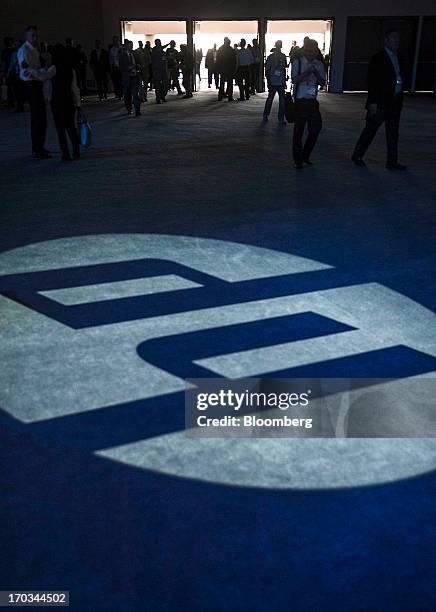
[145, 41, 153, 90]
[76, 43, 87, 94]
[289, 40, 301, 64]
[1, 37, 15, 107]
[291, 39, 326, 168]
[50, 44, 81, 161]
[90, 39, 109, 100]
[109, 36, 122, 98]
[119, 39, 141, 116]
[205, 44, 219, 89]
[166, 40, 182, 94]
[217, 37, 236, 101]
[263, 41, 287, 123]
[250, 39, 262, 94]
[352, 30, 406, 170]
[39, 41, 51, 67]
[7, 40, 25, 112]
[65, 38, 80, 79]
[298, 36, 323, 62]
[195, 47, 203, 83]
[180, 44, 193, 98]
[18, 25, 55, 158]
[134, 40, 151, 101]
[236, 39, 253, 101]
[151, 39, 169, 104]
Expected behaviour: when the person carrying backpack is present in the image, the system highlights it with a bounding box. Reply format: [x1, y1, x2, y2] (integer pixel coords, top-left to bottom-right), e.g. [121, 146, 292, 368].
[263, 40, 287, 124]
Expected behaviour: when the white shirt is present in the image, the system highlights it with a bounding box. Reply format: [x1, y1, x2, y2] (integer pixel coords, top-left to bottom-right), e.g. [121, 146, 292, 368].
[17, 40, 56, 83]
[17, 41, 40, 81]
[291, 56, 325, 99]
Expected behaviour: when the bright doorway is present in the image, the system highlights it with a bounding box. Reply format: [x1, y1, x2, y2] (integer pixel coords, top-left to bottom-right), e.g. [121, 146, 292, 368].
[121, 20, 188, 48]
[266, 20, 333, 84]
[194, 21, 259, 85]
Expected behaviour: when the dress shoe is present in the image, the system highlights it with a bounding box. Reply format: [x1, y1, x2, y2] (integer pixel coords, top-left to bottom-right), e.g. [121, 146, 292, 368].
[295, 163, 304, 170]
[135, 111, 141, 117]
[386, 162, 407, 171]
[303, 159, 313, 165]
[34, 150, 52, 159]
[61, 154, 72, 162]
[352, 156, 366, 167]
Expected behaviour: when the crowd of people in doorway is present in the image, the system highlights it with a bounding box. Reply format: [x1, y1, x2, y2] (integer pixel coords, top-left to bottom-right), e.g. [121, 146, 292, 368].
[1, 26, 407, 170]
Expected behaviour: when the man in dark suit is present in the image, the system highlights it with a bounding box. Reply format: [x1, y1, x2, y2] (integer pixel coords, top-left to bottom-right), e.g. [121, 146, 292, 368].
[352, 30, 407, 170]
[179, 44, 194, 98]
[217, 37, 237, 101]
[90, 40, 109, 100]
[205, 44, 219, 89]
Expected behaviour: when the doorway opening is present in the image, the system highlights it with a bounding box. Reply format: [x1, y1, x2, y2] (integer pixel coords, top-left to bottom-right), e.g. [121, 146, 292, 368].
[121, 20, 188, 48]
[193, 21, 259, 86]
[266, 20, 333, 85]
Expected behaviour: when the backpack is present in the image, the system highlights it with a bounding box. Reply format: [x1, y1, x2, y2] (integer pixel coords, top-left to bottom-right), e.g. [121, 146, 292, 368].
[269, 54, 285, 86]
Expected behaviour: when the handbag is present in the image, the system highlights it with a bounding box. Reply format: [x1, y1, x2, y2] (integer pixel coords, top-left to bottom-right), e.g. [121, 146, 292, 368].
[77, 113, 92, 148]
[284, 58, 301, 124]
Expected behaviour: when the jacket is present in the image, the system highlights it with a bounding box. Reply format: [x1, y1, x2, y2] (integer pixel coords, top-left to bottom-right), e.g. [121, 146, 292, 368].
[366, 49, 405, 110]
[90, 48, 109, 72]
[216, 44, 236, 74]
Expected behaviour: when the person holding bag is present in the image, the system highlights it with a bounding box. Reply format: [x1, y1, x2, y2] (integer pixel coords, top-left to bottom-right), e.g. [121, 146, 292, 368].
[262, 40, 287, 124]
[291, 38, 325, 169]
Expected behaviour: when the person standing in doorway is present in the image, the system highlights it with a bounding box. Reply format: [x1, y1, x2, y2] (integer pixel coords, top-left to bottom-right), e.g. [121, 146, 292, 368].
[166, 40, 183, 95]
[180, 44, 194, 98]
[18, 25, 55, 158]
[134, 40, 151, 101]
[119, 39, 141, 116]
[217, 37, 236, 101]
[352, 30, 406, 170]
[145, 41, 153, 90]
[291, 38, 326, 168]
[263, 40, 287, 123]
[236, 39, 253, 101]
[195, 47, 203, 85]
[109, 36, 122, 99]
[289, 40, 301, 64]
[90, 39, 109, 100]
[205, 44, 219, 89]
[250, 39, 262, 94]
[151, 39, 169, 104]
